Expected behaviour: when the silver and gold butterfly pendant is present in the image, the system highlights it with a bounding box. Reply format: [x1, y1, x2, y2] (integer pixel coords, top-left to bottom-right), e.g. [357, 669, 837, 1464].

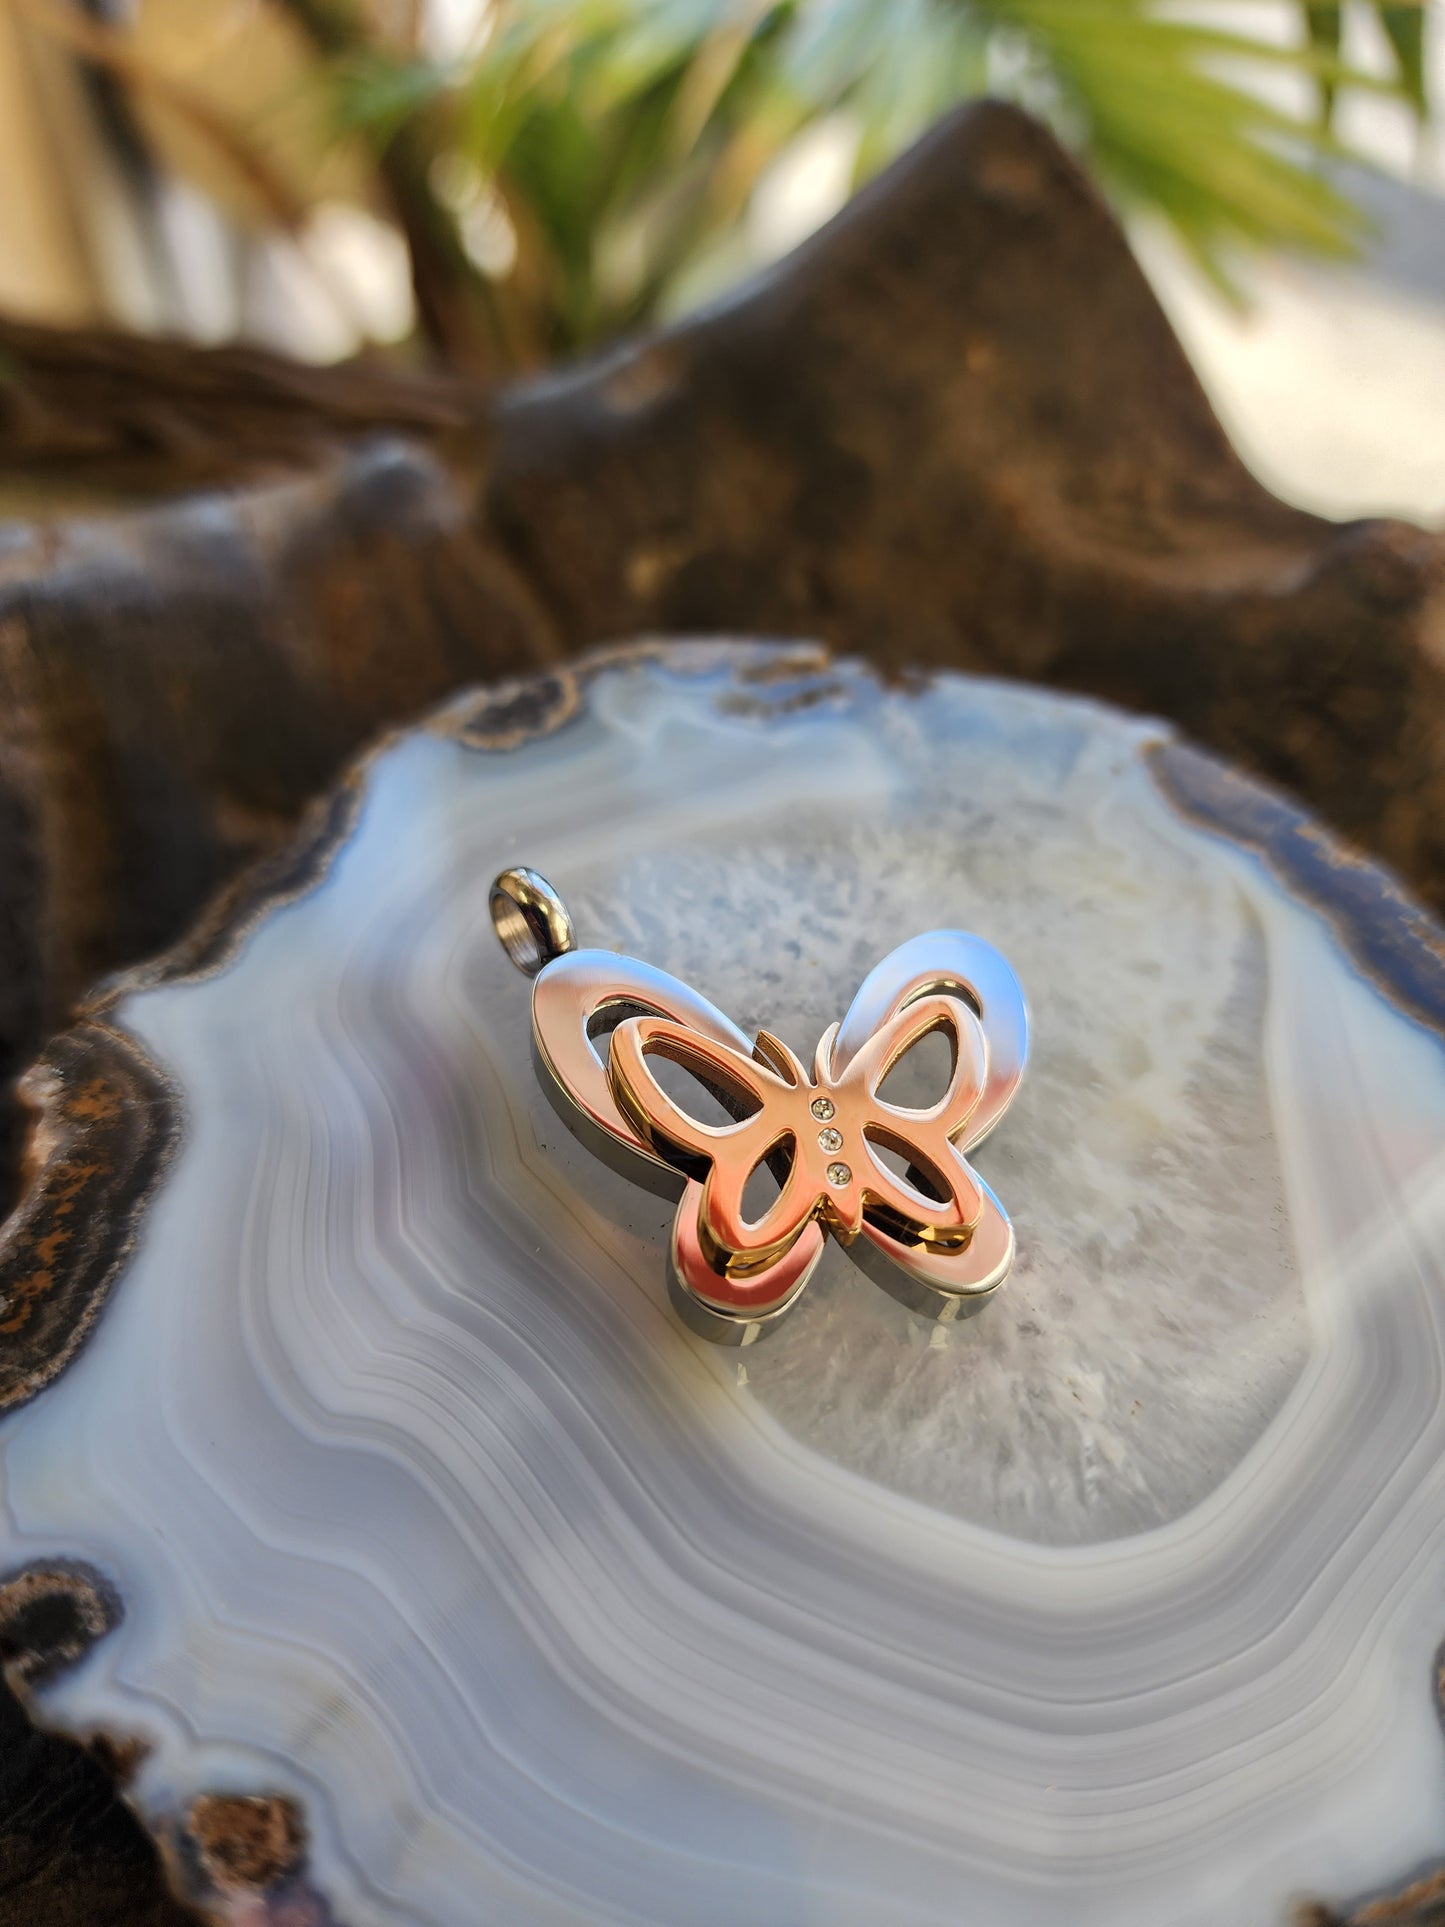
[491, 868, 1028, 1345]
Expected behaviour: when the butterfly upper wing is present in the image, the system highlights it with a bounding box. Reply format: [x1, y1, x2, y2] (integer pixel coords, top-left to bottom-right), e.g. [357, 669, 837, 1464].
[531, 948, 756, 1197]
[830, 930, 1028, 1151]
[607, 1015, 773, 1171]
[606, 1014, 817, 1262]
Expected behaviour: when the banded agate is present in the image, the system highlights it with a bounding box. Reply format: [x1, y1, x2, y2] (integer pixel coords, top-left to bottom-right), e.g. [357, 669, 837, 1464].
[3, 644, 1444, 1927]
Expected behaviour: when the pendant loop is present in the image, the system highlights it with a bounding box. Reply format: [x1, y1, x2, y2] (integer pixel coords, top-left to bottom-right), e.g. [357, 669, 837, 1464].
[489, 868, 577, 977]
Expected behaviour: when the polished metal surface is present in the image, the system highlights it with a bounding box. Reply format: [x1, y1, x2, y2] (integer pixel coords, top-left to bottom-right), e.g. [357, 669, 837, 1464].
[529, 946, 755, 1195]
[504, 873, 1029, 1345]
[489, 867, 578, 976]
[832, 930, 1028, 1150]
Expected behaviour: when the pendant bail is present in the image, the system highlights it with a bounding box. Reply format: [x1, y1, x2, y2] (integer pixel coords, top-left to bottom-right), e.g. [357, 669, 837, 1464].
[489, 868, 577, 977]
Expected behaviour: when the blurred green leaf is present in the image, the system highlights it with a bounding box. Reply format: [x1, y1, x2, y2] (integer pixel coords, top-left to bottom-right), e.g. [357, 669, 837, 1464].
[330, 54, 449, 146]
[1303, 3, 1343, 122]
[1374, 2, 1428, 117]
[319, 0, 1434, 364]
[984, 2, 1365, 274]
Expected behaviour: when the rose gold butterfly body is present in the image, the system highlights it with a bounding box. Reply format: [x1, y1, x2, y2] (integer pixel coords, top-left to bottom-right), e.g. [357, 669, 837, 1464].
[495, 870, 1029, 1344]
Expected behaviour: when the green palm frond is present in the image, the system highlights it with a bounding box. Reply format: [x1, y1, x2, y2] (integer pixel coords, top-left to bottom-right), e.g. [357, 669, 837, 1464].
[323, 0, 1433, 362]
[1303, 4, 1344, 120]
[1374, 2, 1429, 115]
[996, 2, 1364, 272]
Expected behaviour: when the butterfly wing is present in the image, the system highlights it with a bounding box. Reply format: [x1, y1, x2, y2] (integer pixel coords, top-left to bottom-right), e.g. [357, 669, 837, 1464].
[831, 930, 1027, 1150]
[826, 931, 1028, 1319]
[532, 949, 824, 1339]
[850, 1171, 1015, 1320]
[610, 1014, 824, 1284]
[531, 948, 756, 1197]
[831, 994, 989, 1244]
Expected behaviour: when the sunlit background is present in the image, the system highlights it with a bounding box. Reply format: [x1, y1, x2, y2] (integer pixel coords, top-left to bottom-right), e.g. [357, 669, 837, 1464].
[0, 0, 1439, 521]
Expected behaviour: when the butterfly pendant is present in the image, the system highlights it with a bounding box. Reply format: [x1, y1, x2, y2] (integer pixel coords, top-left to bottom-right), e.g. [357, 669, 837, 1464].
[503, 874, 1029, 1345]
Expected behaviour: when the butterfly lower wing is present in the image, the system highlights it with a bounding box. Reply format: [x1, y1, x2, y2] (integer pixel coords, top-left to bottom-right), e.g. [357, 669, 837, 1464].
[669, 1180, 825, 1345]
[848, 1169, 1015, 1321]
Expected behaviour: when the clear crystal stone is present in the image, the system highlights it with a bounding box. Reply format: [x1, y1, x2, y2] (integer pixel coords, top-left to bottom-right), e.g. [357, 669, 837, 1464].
[810, 1097, 835, 1121]
[817, 1127, 844, 1153]
[826, 1161, 852, 1187]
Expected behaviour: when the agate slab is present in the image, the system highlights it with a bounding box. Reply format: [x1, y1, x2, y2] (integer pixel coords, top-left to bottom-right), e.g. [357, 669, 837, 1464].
[3, 643, 1445, 1926]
